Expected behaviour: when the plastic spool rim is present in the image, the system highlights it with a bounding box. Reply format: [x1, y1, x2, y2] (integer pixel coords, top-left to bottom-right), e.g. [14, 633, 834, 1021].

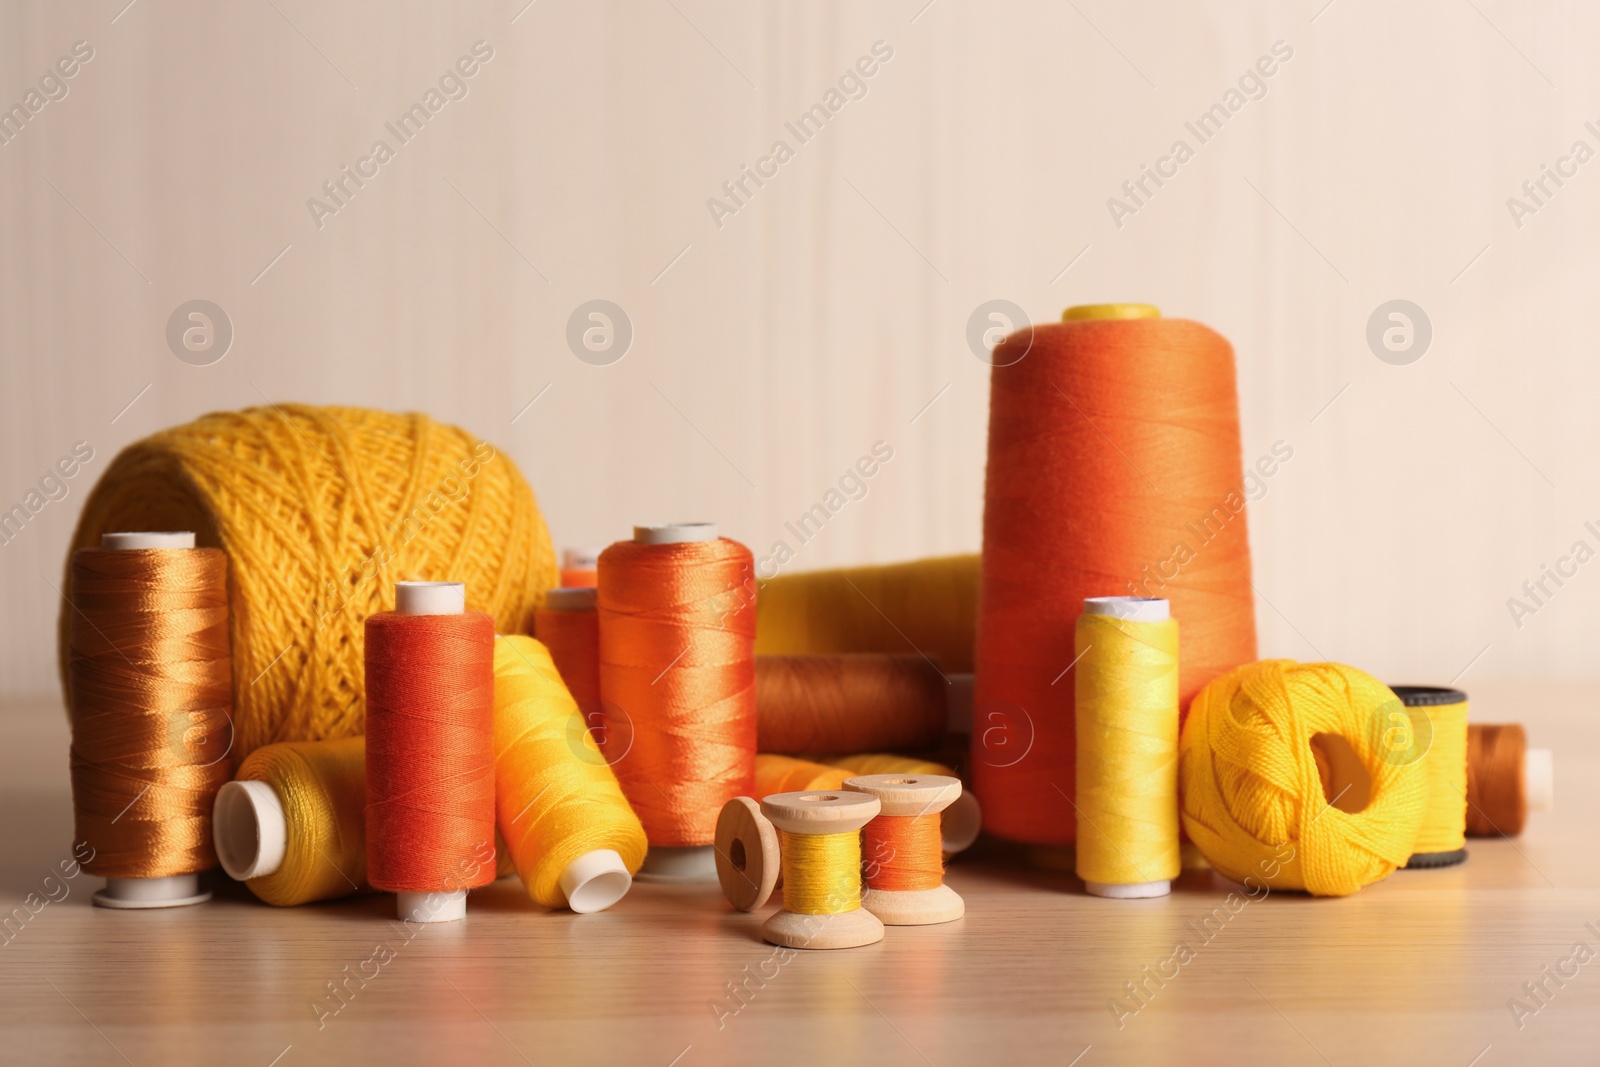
[560, 849, 632, 913]
[637, 845, 718, 881]
[1083, 596, 1170, 622]
[212, 779, 287, 881]
[101, 531, 196, 550]
[94, 875, 211, 909]
[93, 531, 211, 908]
[633, 523, 718, 545]
[1085, 879, 1171, 899]
[394, 581, 465, 616]
[561, 547, 602, 570]
[398, 890, 467, 923]
[1526, 748, 1554, 812]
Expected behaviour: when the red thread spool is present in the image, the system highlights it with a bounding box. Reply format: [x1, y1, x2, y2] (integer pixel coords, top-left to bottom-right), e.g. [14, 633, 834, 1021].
[973, 305, 1258, 848]
[365, 581, 496, 922]
[535, 587, 601, 738]
[598, 523, 756, 878]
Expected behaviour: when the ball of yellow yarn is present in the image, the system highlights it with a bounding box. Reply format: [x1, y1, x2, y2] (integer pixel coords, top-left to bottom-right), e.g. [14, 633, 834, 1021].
[493, 635, 647, 909]
[1178, 660, 1427, 897]
[60, 405, 555, 764]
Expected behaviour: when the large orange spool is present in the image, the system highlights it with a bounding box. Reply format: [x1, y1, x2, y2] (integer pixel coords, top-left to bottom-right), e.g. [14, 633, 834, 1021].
[972, 305, 1258, 846]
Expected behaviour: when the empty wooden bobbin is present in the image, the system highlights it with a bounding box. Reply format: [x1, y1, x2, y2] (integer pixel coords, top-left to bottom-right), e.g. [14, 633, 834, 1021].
[714, 796, 780, 911]
[759, 790, 884, 949]
[845, 774, 965, 925]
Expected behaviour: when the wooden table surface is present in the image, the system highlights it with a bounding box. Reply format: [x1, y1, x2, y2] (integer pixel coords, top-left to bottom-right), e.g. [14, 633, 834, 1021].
[3, 679, 1596, 1067]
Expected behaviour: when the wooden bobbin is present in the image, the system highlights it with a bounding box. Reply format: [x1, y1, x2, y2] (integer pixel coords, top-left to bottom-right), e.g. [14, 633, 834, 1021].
[845, 774, 965, 926]
[714, 797, 779, 911]
[760, 791, 884, 950]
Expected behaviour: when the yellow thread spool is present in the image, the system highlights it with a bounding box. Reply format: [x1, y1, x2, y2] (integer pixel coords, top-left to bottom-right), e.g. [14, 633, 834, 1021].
[213, 737, 368, 906]
[1061, 303, 1161, 321]
[492, 635, 646, 912]
[1391, 686, 1469, 868]
[1074, 596, 1181, 898]
[760, 791, 883, 949]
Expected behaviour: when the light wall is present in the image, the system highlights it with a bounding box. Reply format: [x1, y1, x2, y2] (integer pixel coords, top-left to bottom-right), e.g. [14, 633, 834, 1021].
[2, 0, 1594, 698]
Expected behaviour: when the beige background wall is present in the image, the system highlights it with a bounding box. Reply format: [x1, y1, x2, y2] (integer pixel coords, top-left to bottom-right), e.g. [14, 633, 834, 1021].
[1, 0, 1594, 698]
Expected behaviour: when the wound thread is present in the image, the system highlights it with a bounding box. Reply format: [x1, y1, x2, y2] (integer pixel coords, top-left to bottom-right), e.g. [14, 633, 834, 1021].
[68, 545, 232, 879]
[364, 609, 497, 894]
[863, 815, 943, 891]
[779, 829, 860, 915]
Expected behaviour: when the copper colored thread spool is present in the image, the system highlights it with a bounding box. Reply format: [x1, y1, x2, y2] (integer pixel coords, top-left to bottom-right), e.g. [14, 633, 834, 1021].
[68, 531, 233, 909]
[1465, 724, 1553, 837]
[756, 654, 946, 755]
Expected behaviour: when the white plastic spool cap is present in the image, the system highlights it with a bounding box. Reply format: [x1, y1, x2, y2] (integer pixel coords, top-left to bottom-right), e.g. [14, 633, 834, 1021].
[92, 531, 212, 909]
[394, 580, 465, 616]
[101, 531, 196, 550]
[560, 848, 632, 912]
[398, 890, 468, 924]
[1083, 596, 1170, 623]
[1081, 596, 1173, 899]
[544, 587, 597, 611]
[213, 780, 287, 881]
[1526, 748, 1554, 812]
[633, 523, 718, 545]
[562, 547, 602, 570]
[391, 580, 470, 922]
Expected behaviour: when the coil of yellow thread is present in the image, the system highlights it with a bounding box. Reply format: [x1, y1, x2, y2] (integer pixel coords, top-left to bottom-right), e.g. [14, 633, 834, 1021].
[781, 832, 859, 914]
[754, 754, 850, 797]
[213, 737, 369, 907]
[1179, 660, 1428, 897]
[493, 635, 647, 912]
[1390, 686, 1468, 868]
[759, 791, 884, 949]
[1074, 598, 1181, 898]
[754, 555, 980, 673]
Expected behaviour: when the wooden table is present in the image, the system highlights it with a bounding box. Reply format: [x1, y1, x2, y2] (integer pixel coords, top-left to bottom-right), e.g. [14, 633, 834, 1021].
[3, 680, 1595, 1066]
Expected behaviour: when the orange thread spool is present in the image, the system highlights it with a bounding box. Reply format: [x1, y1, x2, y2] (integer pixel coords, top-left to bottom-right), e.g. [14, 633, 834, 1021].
[365, 582, 496, 922]
[845, 773, 964, 925]
[535, 587, 602, 739]
[560, 547, 600, 589]
[974, 306, 1257, 846]
[598, 524, 756, 875]
[755, 654, 947, 755]
[67, 532, 232, 908]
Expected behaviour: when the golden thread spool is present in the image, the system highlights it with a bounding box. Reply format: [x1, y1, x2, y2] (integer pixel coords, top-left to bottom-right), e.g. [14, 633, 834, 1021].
[826, 753, 982, 855]
[754, 555, 980, 673]
[754, 754, 851, 797]
[68, 531, 232, 909]
[844, 774, 964, 925]
[213, 737, 368, 906]
[1465, 724, 1554, 837]
[492, 635, 645, 912]
[1074, 597, 1181, 898]
[760, 791, 883, 949]
[1390, 686, 1469, 868]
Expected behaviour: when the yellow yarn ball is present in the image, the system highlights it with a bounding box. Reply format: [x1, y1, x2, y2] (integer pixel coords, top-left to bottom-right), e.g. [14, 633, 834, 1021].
[493, 635, 647, 909]
[1178, 660, 1428, 897]
[60, 405, 556, 765]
